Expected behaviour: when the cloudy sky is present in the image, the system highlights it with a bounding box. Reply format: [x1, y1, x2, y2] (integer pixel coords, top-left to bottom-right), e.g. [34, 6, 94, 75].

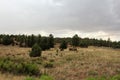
[0, 0, 120, 41]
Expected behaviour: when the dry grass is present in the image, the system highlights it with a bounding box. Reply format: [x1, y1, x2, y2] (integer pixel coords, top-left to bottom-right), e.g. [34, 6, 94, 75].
[0, 45, 120, 80]
[0, 45, 30, 58]
[0, 72, 25, 80]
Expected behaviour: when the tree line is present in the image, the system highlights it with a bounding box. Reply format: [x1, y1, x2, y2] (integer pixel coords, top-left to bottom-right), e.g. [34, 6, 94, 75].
[0, 34, 120, 50]
[55, 34, 120, 49]
[0, 34, 54, 51]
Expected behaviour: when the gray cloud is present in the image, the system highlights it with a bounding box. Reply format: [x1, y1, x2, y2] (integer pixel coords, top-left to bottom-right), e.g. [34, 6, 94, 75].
[0, 0, 120, 40]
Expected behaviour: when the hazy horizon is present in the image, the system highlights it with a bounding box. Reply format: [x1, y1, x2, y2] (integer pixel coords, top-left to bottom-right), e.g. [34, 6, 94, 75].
[0, 0, 120, 41]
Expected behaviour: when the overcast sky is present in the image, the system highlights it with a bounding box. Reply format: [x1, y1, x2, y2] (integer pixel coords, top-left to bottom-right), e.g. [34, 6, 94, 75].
[0, 0, 120, 41]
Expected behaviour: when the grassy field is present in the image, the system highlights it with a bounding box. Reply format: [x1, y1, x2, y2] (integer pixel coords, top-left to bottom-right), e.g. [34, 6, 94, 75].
[0, 45, 120, 80]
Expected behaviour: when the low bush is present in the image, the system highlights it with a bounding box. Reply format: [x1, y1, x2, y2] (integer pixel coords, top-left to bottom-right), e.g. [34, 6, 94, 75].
[40, 74, 54, 80]
[86, 74, 120, 80]
[24, 74, 54, 80]
[24, 63, 39, 75]
[0, 57, 40, 76]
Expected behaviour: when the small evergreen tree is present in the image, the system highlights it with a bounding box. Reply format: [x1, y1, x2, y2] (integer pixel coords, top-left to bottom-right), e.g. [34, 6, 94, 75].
[40, 37, 49, 50]
[59, 40, 67, 51]
[72, 34, 80, 47]
[48, 34, 54, 48]
[29, 43, 42, 57]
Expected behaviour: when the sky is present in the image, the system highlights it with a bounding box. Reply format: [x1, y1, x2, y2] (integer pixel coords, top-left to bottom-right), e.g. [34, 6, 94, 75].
[0, 0, 120, 41]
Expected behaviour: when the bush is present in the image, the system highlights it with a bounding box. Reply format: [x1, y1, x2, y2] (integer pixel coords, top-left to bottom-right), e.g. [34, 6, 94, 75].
[0, 57, 40, 76]
[86, 74, 120, 80]
[24, 75, 54, 80]
[16, 63, 24, 73]
[40, 74, 54, 80]
[112, 74, 120, 80]
[24, 63, 39, 75]
[30, 43, 42, 57]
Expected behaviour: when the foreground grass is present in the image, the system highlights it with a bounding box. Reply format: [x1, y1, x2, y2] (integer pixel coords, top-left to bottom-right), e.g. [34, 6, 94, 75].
[86, 74, 120, 80]
[25, 74, 54, 80]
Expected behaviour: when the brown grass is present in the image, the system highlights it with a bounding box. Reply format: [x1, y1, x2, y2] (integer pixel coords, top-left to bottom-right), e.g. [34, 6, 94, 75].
[0, 45, 120, 80]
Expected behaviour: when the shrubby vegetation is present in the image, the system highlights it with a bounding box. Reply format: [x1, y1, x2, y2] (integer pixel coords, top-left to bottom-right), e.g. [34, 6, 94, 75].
[40, 74, 54, 80]
[0, 57, 40, 76]
[24, 74, 54, 80]
[86, 74, 120, 80]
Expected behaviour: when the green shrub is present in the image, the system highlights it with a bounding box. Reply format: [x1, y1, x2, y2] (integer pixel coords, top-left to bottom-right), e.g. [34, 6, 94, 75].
[16, 63, 24, 73]
[86, 74, 120, 80]
[30, 43, 42, 57]
[40, 74, 54, 80]
[24, 75, 54, 80]
[112, 74, 120, 80]
[0, 61, 4, 69]
[0, 57, 40, 76]
[24, 63, 39, 75]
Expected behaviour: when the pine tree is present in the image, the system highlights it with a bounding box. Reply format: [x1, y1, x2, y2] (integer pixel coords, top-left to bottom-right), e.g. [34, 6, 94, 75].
[48, 34, 54, 48]
[2, 35, 12, 45]
[72, 34, 80, 47]
[40, 37, 49, 50]
[29, 43, 42, 57]
[60, 40, 67, 51]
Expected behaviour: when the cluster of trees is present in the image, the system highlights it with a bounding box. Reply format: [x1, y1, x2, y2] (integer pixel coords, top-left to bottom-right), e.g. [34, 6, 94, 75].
[0, 34, 54, 51]
[55, 34, 120, 49]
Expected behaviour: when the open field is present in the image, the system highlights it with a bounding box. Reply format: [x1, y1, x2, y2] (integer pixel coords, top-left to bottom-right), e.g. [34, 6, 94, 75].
[0, 45, 120, 80]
